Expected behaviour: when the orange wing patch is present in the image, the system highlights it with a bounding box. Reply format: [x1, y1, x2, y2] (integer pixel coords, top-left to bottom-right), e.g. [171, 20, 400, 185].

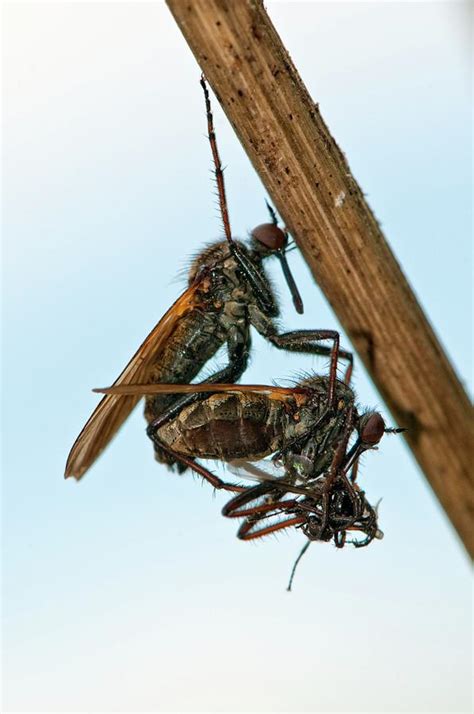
[65, 281, 203, 480]
[92, 383, 305, 398]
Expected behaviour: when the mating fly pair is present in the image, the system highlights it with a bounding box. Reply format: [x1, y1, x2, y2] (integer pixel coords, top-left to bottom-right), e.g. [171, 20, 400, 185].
[65, 75, 352, 483]
[65, 75, 391, 585]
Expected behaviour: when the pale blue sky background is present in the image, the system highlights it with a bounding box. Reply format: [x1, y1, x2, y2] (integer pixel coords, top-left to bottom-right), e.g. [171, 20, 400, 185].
[2, 2, 472, 712]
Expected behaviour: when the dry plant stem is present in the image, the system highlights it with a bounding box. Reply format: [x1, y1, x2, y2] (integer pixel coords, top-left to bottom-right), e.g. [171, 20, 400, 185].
[166, 0, 474, 557]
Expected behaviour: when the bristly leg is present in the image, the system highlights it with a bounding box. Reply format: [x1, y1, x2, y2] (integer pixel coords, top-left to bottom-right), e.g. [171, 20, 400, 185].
[146, 393, 245, 494]
[265, 329, 353, 408]
[200, 74, 232, 244]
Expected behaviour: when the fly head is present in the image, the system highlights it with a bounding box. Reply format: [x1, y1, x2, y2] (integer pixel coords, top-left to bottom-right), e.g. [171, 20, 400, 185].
[250, 222, 304, 314]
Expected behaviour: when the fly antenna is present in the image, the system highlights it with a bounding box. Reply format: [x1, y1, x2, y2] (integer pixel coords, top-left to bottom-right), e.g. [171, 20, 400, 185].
[200, 74, 233, 245]
[287, 540, 311, 591]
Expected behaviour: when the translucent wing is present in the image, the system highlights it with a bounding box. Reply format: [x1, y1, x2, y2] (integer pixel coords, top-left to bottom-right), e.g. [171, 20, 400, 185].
[65, 282, 202, 480]
[227, 459, 324, 498]
[227, 458, 283, 482]
[92, 383, 306, 397]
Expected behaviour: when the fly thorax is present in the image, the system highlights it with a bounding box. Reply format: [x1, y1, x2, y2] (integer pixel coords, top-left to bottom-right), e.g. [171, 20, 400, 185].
[291, 419, 314, 440]
[187, 241, 232, 285]
[221, 242, 247, 286]
[231, 282, 253, 302]
[299, 404, 326, 432]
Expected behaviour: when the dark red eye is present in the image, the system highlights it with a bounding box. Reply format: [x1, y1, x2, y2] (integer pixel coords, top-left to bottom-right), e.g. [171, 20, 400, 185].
[251, 223, 286, 251]
[360, 412, 385, 446]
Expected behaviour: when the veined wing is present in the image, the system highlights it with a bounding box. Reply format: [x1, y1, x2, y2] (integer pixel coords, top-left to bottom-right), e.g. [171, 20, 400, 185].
[227, 458, 284, 483]
[227, 460, 323, 498]
[65, 281, 203, 480]
[93, 383, 307, 398]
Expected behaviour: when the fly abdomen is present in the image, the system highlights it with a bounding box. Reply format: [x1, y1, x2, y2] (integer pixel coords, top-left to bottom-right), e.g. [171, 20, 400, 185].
[157, 393, 285, 461]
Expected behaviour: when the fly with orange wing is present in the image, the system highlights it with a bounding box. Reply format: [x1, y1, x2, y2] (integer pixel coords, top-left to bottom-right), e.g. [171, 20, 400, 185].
[65, 76, 354, 482]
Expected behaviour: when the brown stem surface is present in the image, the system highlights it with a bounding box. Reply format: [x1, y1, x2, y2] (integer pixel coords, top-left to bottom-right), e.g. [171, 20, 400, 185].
[166, 0, 473, 556]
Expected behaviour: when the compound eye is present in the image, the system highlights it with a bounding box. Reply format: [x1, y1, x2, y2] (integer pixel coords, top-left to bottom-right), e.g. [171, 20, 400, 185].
[251, 223, 286, 251]
[360, 412, 385, 446]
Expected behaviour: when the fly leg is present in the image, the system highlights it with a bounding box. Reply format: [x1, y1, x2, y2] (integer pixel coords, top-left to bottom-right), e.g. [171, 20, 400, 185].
[149, 398, 241, 492]
[222, 483, 298, 519]
[267, 330, 353, 404]
[200, 74, 232, 244]
[237, 514, 306, 540]
[223, 483, 311, 545]
[200, 76, 278, 312]
[155, 447, 245, 494]
[146, 402, 245, 494]
[288, 408, 359, 542]
[318, 408, 362, 535]
[147, 336, 249, 441]
[345, 520, 383, 548]
[146, 339, 250, 492]
[229, 495, 312, 590]
[148, 326, 249, 472]
[250, 300, 354, 398]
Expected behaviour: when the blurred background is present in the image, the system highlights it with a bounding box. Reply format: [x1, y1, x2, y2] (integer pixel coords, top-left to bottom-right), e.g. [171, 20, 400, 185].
[3, 1, 472, 712]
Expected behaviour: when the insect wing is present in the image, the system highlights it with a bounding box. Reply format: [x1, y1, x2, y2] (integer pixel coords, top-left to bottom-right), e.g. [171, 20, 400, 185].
[227, 458, 284, 483]
[65, 282, 203, 480]
[227, 460, 322, 498]
[92, 383, 305, 398]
